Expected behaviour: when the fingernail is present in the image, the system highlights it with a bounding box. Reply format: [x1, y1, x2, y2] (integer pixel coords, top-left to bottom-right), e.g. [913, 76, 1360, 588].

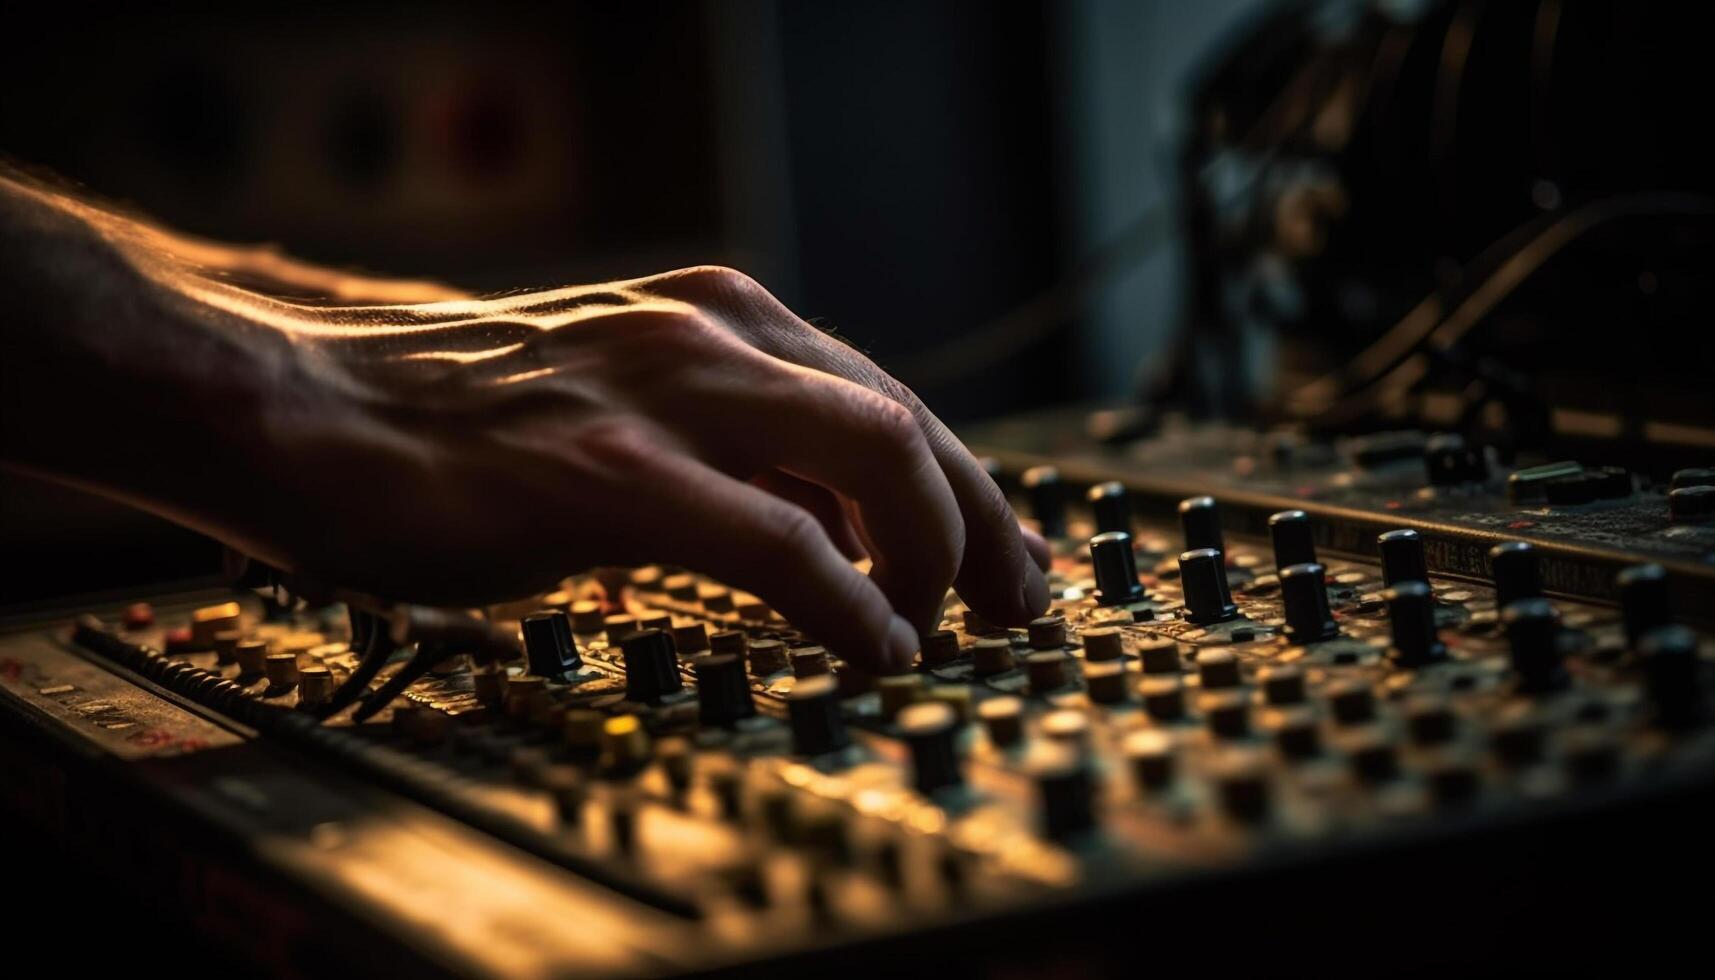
[1020, 563, 1050, 619]
[886, 615, 920, 672]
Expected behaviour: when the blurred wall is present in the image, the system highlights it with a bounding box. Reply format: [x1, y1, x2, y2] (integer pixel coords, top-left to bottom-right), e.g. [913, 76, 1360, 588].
[1057, 0, 1264, 402]
[1, 0, 1250, 602]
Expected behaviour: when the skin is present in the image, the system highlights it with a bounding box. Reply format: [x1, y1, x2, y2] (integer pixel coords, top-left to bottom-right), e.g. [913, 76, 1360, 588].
[0, 170, 1050, 672]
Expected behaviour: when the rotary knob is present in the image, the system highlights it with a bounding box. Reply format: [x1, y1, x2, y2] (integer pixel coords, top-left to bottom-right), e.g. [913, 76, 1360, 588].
[1669, 485, 1715, 521]
[1031, 747, 1096, 840]
[786, 674, 849, 755]
[1178, 548, 1237, 624]
[1501, 598, 1567, 694]
[1489, 542, 1542, 608]
[1639, 625, 1705, 731]
[522, 609, 581, 679]
[1280, 562, 1338, 642]
[900, 701, 963, 795]
[1177, 496, 1224, 553]
[695, 653, 756, 727]
[1020, 465, 1067, 537]
[620, 629, 683, 702]
[1090, 531, 1145, 605]
[1617, 563, 1672, 648]
[1267, 509, 1318, 571]
[1087, 481, 1132, 535]
[1424, 433, 1487, 486]
[1377, 528, 1429, 587]
[1384, 580, 1445, 666]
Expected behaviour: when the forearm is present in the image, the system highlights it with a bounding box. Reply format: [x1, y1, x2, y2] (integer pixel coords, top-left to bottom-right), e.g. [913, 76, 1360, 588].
[0, 174, 303, 510]
[0, 170, 1048, 663]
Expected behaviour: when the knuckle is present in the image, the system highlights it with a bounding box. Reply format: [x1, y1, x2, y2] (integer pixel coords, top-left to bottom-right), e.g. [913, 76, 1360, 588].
[765, 505, 828, 559]
[570, 418, 659, 472]
[660, 265, 766, 305]
[850, 391, 923, 450]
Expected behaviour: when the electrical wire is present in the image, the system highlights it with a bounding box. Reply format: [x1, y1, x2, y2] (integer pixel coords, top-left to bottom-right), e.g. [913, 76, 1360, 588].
[1285, 190, 1715, 427]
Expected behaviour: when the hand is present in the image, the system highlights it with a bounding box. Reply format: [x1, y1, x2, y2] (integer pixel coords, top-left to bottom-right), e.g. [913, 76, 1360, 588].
[2, 176, 1049, 671]
[249, 265, 1051, 672]
[2, 175, 1049, 674]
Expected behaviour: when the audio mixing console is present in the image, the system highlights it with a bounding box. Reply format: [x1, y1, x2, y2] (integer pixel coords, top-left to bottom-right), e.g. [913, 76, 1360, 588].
[2, 424, 1712, 977]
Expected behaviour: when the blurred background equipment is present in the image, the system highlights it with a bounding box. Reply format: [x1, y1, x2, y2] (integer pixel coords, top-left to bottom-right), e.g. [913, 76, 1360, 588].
[4, 1, 1715, 974]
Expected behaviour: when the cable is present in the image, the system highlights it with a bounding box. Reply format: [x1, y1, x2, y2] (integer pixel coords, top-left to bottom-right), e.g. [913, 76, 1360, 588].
[1285, 190, 1715, 427]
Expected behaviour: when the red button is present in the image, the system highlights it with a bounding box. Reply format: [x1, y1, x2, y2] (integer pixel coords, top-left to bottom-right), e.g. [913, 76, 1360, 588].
[122, 602, 155, 630]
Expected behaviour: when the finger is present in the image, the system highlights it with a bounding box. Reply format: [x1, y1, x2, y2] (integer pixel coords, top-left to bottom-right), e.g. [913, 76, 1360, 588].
[584, 436, 918, 672]
[638, 268, 1046, 626]
[746, 332, 1048, 625]
[1020, 523, 1052, 570]
[751, 469, 867, 561]
[703, 367, 965, 633]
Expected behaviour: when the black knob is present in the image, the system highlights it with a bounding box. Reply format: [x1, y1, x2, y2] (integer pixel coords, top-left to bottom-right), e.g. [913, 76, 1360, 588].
[1280, 563, 1338, 643]
[1405, 694, 1457, 745]
[1489, 541, 1542, 608]
[1260, 665, 1306, 705]
[1669, 485, 1715, 521]
[1090, 531, 1145, 605]
[1617, 564, 1672, 648]
[1670, 467, 1715, 491]
[522, 609, 581, 679]
[1639, 625, 1705, 731]
[1384, 581, 1445, 666]
[694, 653, 756, 728]
[1087, 481, 1131, 535]
[1377, 529, 1429, 587]
[1267, 509, 1317, 571]
[1178, 548, 1237, 624]
[1586, 466, 1633, 499]
[1543, 474, 1597, 506]
[899, 701, 963, 795]
[1178, 496, 1224, 553]
[1202, 690, 1250, 738]
[1196, 648, 1241, 689]
[1021, 465, 1067, 537]
[1501, 598, 1567, 694]
[620, 629, 682, 702]
[1327, 679, 1376, 725]
[786, 674, 849, 755]
[1032, 749, 1095, 840]
[1424, 433, 1487, 486]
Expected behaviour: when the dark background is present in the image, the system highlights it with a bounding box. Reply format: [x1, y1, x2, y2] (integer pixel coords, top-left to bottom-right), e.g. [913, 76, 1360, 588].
[6, 1, 1711, 604]
[1, 0, 1258, 604]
